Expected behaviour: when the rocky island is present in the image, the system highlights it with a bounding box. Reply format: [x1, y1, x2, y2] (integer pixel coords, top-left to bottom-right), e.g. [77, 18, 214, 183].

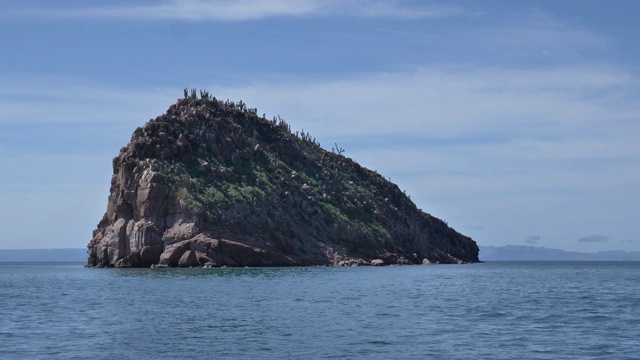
[87, 90, 479, 267]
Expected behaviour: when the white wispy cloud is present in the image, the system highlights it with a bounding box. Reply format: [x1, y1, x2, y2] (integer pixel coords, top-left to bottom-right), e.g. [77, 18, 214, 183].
[218, 65, 637, 140]
[334, 0, 466, 19]
[7, 63, 638, 187]
[6, 0, 466, 21]
[2, 64, 639, 250]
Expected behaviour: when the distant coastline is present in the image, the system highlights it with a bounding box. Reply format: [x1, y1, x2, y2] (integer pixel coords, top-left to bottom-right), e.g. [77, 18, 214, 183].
[480, 245, 640, 261]
[1, 246, 639, 263]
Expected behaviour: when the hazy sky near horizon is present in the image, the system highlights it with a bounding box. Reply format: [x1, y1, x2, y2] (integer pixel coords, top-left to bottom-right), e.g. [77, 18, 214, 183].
[1, 0, 639, 252]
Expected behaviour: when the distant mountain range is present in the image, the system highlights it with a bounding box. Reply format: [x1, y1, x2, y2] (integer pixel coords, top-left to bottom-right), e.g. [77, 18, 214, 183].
[1, 245, 639, 262]
[480, 245, 640, 261]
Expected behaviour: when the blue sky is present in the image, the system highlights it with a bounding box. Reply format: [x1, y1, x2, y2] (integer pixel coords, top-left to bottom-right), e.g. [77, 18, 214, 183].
[1, 0, 639, 252]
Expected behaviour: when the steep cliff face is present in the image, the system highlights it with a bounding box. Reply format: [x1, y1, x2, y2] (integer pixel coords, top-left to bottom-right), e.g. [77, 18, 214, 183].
[87, 91, 479, 267]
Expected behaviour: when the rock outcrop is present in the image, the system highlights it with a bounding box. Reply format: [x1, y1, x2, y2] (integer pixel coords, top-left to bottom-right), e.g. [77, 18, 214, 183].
[87, 90, 479, 267]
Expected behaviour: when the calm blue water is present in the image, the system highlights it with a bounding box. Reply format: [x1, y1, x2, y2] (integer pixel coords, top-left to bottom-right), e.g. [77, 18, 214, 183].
[1, 262, 639, 359]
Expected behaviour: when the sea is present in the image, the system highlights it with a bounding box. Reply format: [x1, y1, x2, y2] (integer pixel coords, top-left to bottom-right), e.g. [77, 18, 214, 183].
[1, 262, 639, 359]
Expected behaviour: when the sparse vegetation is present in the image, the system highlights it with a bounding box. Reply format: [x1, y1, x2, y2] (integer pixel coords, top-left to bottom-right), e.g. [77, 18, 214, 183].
[115, 88, 478, 264]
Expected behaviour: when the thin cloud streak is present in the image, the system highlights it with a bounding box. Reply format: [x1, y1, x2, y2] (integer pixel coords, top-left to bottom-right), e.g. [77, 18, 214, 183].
[7, 0, 466, 21]
[219, 65, 638, 140]
[469, 10, 610, 59]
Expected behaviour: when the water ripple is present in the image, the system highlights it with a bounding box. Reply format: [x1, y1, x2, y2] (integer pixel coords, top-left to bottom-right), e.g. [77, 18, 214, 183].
[1, 262, 640, 359]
